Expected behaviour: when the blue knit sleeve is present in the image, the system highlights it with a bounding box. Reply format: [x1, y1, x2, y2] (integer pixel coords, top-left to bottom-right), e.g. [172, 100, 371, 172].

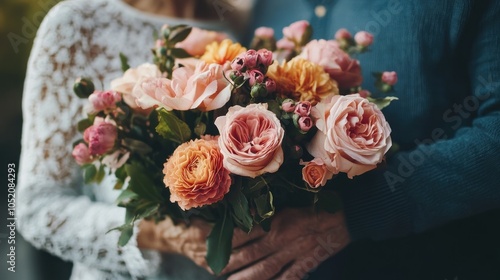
[338, 1, 500, 241]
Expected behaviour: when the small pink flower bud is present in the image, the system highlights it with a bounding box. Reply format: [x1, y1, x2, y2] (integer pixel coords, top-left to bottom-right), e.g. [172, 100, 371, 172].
[354, 31, 374, 47]
[298, 117, 313, 132]
[231, 55, 246, 71]
[72, 143, 92, 165]
[264, 77, 276, 93]
[358, 89, 372, 98]
[246, 69, 265, 86]
[335, 28, 352, 40]
[88, 90, 121, 113]
[83, 122, 117, 156]
[283, 20, 310, 44]
[254, 27, 275, 39]
[257, 49, 273, 68]
[294, 101, 312, 117]
[276, 38, 295, 50]
[281, 99, 296, 113]
[381, 71, 398, 86]
[244, 50, 260, 69]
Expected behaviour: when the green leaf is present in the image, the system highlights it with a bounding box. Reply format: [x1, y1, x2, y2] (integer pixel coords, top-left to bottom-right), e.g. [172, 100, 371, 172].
[77, 119, 93, 132]
[118, 225, 134, 247]
[115, 189, 139, 205]
[227, 186, 253, 233]
[194, 122, 207, 137]
[367, 96, 398, 110]
[95, 164, 105, 183]
[316, 191, 343, 213]
[254, 191, 275, 221]
[119, 52, 130, 72]
[125, 163, 163, 203]
[170, 48, 192, 59]
[83, 164, 97, 184]
[121, 138, 153, 155]
[206, 207, 234, 275]
[169, 27, 192, 44]
[156, 108, 192, 144]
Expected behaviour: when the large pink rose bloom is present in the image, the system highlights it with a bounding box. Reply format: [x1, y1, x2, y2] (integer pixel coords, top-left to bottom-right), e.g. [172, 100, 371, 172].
[215, 103, 285, 178]
[175, 27, 228, 57]
[299, 39, 362, 89]
[308, 94, 392, 178]
[110, 63, 162, 111]
[132, 60, 231, 111]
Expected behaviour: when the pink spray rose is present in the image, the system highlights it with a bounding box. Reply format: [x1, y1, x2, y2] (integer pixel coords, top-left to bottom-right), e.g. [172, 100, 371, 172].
[87, 90, 121, 113]
[354, 31, 374, 47]
[299, 39, 362, 89]
[254, 27, 275, 39]
[294, 101, 312, 117]
[257, 49, 274, 69]
[83, 118, 118, 156]
[381, 71, 398, 86]
[276, 38, 295, 50]
[298, 116, 313, 132]
[215, 103, 285, 178]
[72, 143, 93, 165]
[281, 99, 296, 113]
[308, 94, 392, 178]
[175, 27, 228, 57]
[133, 60, 231, 112]
[300, 158, 335, 188]
[334, 28, 352, 40]
[282, 20, 310, 45]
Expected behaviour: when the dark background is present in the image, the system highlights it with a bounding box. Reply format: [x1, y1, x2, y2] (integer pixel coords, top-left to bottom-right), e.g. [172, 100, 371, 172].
[0, 1, 498, 279]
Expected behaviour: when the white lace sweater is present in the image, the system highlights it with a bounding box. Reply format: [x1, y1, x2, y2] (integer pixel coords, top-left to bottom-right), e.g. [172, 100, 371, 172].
[17, 0, 238, 279]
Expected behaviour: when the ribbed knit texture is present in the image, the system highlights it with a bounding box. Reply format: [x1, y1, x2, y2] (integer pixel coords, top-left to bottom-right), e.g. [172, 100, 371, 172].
[250, 0, 500, 241]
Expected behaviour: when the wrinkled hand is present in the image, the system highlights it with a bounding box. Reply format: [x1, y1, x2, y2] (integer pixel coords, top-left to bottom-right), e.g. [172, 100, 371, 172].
[138, 217, 266, 271]
[223, 208, 351, 280]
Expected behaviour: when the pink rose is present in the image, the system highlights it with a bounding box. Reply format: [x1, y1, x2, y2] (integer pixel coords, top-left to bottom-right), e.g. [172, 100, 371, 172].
[257, 49, 273, 69]
[231, 54, 246, 71]
[281, 99, 296, 113]
[83, 119, 117, 156]
[276, 38, 295, 50]
[294, 101, 312, 117]
[334, 28, 352, 40]
[255, 27, 275, 39]
[133, 60, 231, 112]
[215, 103, 285, 178]
[354, 31, 374, 47]
[264, 77, 276, 93]
[381, 71, 398, 86]
[283, 20, 310, 45]
[246, 69, 265, 86]
[72, 143, 92, 165]
[175, 27, 228, 57]
[87, 90, 121, 113]
[110, 63, 162, 113]
[244, 50, 260, 69]
[298, 116, 313, 132]
[299, 39, 362, 89]
[300, 158, 334, 188]
[308, 94, 392, 178]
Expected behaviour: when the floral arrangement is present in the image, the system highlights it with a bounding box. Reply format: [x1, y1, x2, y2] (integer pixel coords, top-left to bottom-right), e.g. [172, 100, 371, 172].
[72, 20, 397, 274]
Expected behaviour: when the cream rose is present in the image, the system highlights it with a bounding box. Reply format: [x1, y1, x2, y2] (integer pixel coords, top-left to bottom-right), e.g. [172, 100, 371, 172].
[215, 103, 285, 178]
[308, 94, 392, 178]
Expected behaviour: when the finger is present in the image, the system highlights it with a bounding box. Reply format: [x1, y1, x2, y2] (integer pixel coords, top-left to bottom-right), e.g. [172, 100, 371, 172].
[232, 226, 266, 248]
[227, 251, 293, 280]
[222, 237, 277, 275]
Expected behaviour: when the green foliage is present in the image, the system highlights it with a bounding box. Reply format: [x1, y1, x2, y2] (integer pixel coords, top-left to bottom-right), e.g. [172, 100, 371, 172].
[206, 205, 234, 275]
[367, 96, 398, 110]
[155, 108, 192, 144]
[119, 52, 130, 72]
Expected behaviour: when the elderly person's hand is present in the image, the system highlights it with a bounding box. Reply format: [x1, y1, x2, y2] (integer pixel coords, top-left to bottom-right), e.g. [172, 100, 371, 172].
[223, 208, 351, 280]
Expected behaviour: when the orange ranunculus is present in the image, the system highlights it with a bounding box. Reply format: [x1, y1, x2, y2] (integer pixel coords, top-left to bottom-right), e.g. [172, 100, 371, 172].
[266, 57, 338, 105]
[200, 39, 246, 66]
[163, 139, 231, 210]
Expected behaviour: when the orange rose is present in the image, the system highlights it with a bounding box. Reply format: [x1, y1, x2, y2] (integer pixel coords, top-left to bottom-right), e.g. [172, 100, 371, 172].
[301, 158, 334, 188]
[163, 139, 231, 210]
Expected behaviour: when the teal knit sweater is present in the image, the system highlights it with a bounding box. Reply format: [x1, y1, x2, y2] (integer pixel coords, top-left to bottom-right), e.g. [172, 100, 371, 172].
[249, 0, 500, 241]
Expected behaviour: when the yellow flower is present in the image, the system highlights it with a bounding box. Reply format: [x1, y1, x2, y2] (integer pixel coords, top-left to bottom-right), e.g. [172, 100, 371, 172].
[200, 39, 246, 66]
[267, 58, 339, 104]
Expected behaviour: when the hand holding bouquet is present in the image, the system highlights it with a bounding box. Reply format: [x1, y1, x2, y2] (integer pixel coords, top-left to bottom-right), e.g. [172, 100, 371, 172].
[72, 21, 397, 274]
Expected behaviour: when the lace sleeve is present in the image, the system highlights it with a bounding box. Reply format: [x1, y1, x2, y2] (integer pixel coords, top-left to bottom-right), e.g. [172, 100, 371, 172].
[17, 2, 160, 278]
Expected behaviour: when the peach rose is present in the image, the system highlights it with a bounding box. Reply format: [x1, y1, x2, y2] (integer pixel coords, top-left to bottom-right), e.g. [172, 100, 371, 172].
[175, 27, 228, 57]
[132, 60, 231, 111]
[163, 139, 231, 210]
[299, 39, 362, 89]
[110, 63, 162, 114]
[300, 158, 335, 188]
[308, 94, 392, 178]
[214, 103, 285, 178]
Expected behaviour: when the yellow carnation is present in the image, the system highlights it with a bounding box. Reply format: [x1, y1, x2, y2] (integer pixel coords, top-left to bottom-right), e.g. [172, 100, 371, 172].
[267, 58, 339, 104]
[200, 39, 246, 65]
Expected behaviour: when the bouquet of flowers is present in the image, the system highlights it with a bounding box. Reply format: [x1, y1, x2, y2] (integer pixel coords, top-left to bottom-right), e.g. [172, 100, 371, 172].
[71, 20, 397, 274]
